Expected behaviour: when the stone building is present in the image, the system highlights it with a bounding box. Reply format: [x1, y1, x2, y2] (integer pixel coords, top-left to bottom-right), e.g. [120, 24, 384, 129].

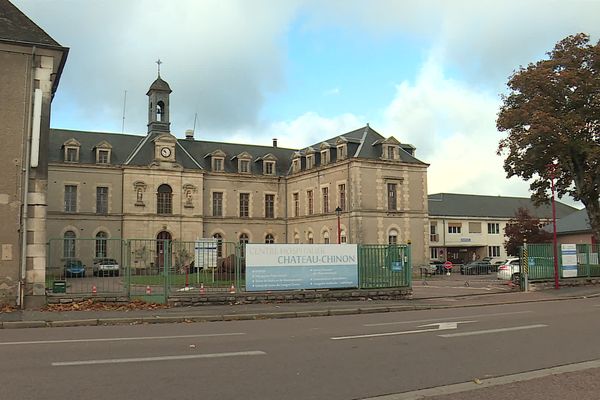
[0, 0, 68, 307]
[46, 73, 430, 270]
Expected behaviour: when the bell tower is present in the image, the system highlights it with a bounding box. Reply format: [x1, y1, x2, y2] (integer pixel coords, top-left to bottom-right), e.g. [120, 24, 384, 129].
[147, 59, 172, 134]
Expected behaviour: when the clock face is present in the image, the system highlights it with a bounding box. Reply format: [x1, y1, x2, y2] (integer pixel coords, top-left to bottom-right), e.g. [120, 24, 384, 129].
[160, 147, 171, 158]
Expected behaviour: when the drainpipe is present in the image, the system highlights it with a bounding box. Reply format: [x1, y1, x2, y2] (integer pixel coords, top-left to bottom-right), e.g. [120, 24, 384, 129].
[18, 46, 36, 308]
[347, 160, 351, 242]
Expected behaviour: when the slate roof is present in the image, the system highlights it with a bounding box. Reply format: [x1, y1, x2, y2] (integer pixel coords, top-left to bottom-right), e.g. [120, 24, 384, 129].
[428, 193, 578, 220]
[147, 77, 172, 94]
[0, 0, 61, 47]
[544, 208, 591, 234]
[49, 125, 424, 177]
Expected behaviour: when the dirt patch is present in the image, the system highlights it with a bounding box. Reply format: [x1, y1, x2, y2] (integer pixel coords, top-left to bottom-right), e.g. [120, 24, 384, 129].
[41, 299, 169, 312]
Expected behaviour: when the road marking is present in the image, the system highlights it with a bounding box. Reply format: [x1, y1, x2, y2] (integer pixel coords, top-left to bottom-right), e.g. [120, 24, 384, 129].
[332, 321, 475, 340]
[52, 350, 266, 366]
[439, 324, 547, 338]
[0, 333, 245, 346]
[364, 311, 533, 327]
[359, 358, 600, 400]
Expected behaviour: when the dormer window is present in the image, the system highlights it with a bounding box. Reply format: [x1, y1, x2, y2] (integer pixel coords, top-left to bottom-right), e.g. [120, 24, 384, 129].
[63, 139, 81, 163]
[97, 150, 110, 164]
[239, 160, 250, 173]
[386, 145, 397, 160]
[292, 158, 300, 173]
[66, 147, 79, 162]
[264, 161, 275, 175]
[306, 154, 314, 169]
[213, 157, 224, 172]
[320, 149, 329, 165]
[337, 145, 346, 160]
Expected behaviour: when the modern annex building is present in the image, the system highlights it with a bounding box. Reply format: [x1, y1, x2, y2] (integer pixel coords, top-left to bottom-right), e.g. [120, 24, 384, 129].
[428, 193, 577, 263]
[46, 73, 430, 273]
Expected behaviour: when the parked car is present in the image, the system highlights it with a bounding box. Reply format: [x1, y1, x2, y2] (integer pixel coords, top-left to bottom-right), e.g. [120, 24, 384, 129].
[429, 260, 448, 274]
[93, 258, 120, 277]
[64, 259, 86, 278]
[497, 257, 520, 281]
[460, 260, 492, 275]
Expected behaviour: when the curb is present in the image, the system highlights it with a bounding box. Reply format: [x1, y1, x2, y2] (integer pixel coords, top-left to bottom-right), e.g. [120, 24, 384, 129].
[1, 292, 598, 329]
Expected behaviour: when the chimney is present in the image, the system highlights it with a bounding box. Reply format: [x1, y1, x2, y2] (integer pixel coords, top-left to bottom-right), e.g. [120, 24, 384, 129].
[272, 138, 278, 147]
[185, 129, 194, 140]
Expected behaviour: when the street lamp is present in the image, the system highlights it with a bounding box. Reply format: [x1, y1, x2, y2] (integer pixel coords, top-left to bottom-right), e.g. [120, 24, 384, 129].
[547, 163, 560, 290]
[335, 206, 342, 244]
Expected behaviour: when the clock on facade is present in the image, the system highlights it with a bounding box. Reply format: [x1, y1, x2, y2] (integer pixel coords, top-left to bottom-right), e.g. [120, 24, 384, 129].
[160, 147, 171, 158]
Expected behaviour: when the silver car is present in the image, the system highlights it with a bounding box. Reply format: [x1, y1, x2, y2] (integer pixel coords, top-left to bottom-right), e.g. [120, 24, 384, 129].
[92, 258, 120, 277]
[497, 258, 520, 281]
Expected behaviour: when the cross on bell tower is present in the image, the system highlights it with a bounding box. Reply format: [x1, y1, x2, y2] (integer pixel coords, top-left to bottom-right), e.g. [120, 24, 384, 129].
[146, 59, 172, 134]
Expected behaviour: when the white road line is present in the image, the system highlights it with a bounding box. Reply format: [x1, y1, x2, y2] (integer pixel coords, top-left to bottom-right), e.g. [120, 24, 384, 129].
[364, 311, 533, 327]
[439, 324, 547, 338]
[52, 350, 266, 366]
[332, 321, 475, 340]
[0, 333, 245, 346]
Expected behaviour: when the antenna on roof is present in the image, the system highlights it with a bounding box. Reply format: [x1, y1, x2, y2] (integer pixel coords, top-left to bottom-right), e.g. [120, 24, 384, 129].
[193, 113, 197, 133]
[121, 90, 127, 134]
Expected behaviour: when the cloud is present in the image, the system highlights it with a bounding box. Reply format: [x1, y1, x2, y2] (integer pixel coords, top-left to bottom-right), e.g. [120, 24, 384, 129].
[382, 56, 532, 197]
[323, 88, 340, 96]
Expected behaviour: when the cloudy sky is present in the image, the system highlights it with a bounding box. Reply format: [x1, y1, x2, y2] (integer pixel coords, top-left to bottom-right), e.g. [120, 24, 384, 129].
[14, 0, 600, 206]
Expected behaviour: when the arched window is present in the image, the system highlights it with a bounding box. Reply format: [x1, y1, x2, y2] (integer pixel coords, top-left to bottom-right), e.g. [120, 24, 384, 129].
[156, 101, 164, 122]
[294, 233, 300, 244]
[239, 233, 249, 258]
[341, 230, 347, 244]
[213, 233, 223, 258]
[64, 230, 76, 258]
[95, 231, 107, 258]
[265, 234, 274, 244]
[157, 184, 172, 214]
[388, 229, 398, 245]
[308, 232, 314, 244]
[323, 231, 330, 244]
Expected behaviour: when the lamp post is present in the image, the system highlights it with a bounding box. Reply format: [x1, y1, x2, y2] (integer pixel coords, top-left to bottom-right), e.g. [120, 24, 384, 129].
[547, 163, 560, 290]
[335, 206, 342, 244]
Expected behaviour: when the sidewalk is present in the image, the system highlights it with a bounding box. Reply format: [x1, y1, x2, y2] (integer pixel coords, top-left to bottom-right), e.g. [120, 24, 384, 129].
[1, 285, 599, 329]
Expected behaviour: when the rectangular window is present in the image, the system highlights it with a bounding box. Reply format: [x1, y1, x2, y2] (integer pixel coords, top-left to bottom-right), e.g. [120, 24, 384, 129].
[293, 193, 299, 217]
[307, 190, 314, 215]
[96, 186, 108, 214]
[66, 148, 78, 162]
[306, 155, 314, 169]
[387, 183, 397, 211]
[338, 184, 346, 211]
[213, 158, 223, 171]
[448, 223, 461, 234]
[240, 160, 250, 173]
[488, 223, 500, 234]
[321, 150, 329, 165]
[430, 247, 439, 259]
[265, 194, 275, 218]
[212, 192, 223, 217]
[430, 224, 439, 242]
[97, 150, 109, 164]
[387, 146, 396, 159]
[469, 222, 482, 233]
[64, 185, 77, 212]
[265, 162, 274, 175]
[337, 146, 345, 160]
[240, 193, 249, 217]
[488, 246, 501, 257]
[322, 187, 329, 213]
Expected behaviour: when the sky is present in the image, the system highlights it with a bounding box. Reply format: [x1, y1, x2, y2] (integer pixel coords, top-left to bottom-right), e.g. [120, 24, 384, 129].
[14, 0, 600, 207]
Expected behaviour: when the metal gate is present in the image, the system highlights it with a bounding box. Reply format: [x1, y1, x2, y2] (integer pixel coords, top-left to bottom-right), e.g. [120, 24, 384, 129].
[358, 244, 411, 289]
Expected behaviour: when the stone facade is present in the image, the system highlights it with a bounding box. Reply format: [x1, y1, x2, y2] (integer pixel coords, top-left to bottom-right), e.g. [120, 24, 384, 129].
[0, 1, 68, 306]
[46, 74, 430, 272]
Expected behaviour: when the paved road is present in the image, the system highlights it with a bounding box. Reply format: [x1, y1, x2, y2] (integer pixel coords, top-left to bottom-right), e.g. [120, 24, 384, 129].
[2, 297, 600, 400]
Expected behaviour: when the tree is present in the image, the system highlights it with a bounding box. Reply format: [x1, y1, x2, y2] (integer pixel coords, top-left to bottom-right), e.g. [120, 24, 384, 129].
[504, 207, 553, 256]
[497, 33, 600, 241]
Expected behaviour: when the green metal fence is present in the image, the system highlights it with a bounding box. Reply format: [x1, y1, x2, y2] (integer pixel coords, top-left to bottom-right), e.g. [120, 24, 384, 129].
[47, 239, 411, 302]
[521, 243, 600, 283]
[358, 244, 411, 289]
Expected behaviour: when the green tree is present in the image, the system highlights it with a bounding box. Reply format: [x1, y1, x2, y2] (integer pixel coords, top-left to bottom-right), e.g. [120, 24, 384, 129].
[497, 33, 600, 240]
[504, 207, 553, 256]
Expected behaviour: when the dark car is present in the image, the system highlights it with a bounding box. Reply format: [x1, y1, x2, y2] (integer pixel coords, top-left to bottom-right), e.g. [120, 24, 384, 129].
[64, 259, 86, 278]
[460, 260, 492, 275]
